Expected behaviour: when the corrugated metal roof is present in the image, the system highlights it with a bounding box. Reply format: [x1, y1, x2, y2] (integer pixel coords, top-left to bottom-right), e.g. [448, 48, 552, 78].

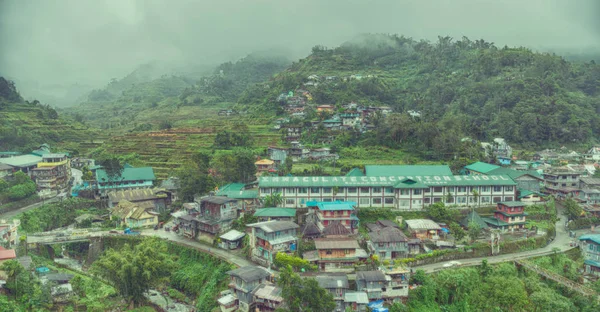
[369, 227, 407, 243]
[220, 230, 245, 241]
[344, 292, 369, 304]
[201, 196, 238, 205]
[498, 201, 525, 207]
[465, 162, 500, 174]
[0, 155, 42, 168]
[227, 266, 271, 282]
[487, 167, 542, 180]
[322, 221, 351, 236]
[314, 238, 359, 250]
[311, 201, 356, 211]
[254, 208, 296, 217]
[579, 234, 600, 245]
[346, 168, 365, 177]
[259, 175, 516, 188]
[357, 271, 386, 282]
[405, 219, 442, 230]
[316, 275, 349, 289]
[247, 220, 299, 232]
[365, 165, 453, 176]
[96, 167, 156, 182]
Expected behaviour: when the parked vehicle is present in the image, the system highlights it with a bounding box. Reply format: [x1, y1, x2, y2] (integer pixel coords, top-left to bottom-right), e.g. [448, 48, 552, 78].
[124, 228, 140, 235]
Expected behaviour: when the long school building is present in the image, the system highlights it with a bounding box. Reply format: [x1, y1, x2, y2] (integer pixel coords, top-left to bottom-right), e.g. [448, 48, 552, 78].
[258, 175, 517, 210]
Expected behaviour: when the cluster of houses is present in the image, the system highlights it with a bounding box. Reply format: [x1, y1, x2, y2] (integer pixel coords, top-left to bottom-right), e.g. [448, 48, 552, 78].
[0, 144, 71, 197]
[265, 142, 339, 168]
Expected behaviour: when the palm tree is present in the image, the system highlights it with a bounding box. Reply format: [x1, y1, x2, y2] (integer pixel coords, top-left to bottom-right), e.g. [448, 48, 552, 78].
[263, 192, 283, 207]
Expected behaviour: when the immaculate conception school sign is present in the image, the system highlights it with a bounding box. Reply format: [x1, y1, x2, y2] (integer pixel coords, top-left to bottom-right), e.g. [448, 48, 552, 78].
[259, 175, 514, 187]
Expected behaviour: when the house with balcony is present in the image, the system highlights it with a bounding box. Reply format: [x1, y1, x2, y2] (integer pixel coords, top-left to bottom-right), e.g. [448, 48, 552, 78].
[306, 237, 367, 272]
[253, 208, 296, 222]
[109, 200, 158, 228]
[544, 167, 583, 197]
[225, 266, 272, 312]
[579, 234, 600, 277]
[316, 275, 349, 311]
[307, 201, 359, 234]
[368, 227, 409, 260]
[580, 177, 600, 190]
[380, 266, 410, 302]
[196, 196, 238, 235]
[285, 126, 302, 142]
[483, 201, 528, 231]
[95, 166, 156, 195]
[216, 183, 260, 211]
[33, 153, 71, 190]
[405, 219, 442, 240]
[579, 189, 600, 205]
[247, 220, 299, 265]
[255, 159, 276, 175]
[0, 219, 20, 248]
[356, 271, 388, 300]
[252, 284, 283, 311]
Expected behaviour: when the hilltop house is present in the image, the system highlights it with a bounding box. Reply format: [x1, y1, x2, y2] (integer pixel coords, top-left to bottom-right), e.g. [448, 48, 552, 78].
[255, 159, 276, 174]
[307, 201, 359, 234]
[544, 167, 582, 197]
[285, 126, 302, 142]
[0, 155, 42, 174]
[317, 105, 335, 113]
[95, 166, 156, 195]
[316, 275, 349, 311]
[405, 219, 442, 240]
[110, 200, 158, 228]
[216, 183, 260, 211]
[252, 284, 283, 311]
[225, 266, 272, 312]
[267, 147, 288, 167]
[585, 147, 600, 161]
[483, 201, 527, 231]
[247, 220, 299, 266]
[579, 234, 600, 277]
[368, 227, 409, 260]
[307, 237, 366, 272]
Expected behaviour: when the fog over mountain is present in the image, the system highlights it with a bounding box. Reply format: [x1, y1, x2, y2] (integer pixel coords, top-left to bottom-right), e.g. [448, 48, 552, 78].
[0, 0, 599, 106]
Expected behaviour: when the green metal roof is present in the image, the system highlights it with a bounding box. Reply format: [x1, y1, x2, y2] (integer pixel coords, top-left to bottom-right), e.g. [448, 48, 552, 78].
[346, 168, 365, 177]
[518, 189, 543, 199]
[498, 201, 526, 207]
[487, 167, 543, 180]
[461, 211, 489, 229]
[394, 178, 429, 189]
[495, 211, 528, 217]
[259, 175, 516, 188]
[584, 259, 600, 267]
[0, 152, 21, 156]
[218, 190, 258, 199]
[218, 183, 246, 193]
[465, 162, 500, 174]
[96, 167, 156, 183]
[579, 234, 600, 245]
[309, 201, 356, 211]
[365, 165, 453, 177]
[254, 208, 296, 218]
[0, 155, 42, 168]
[482, 217, 509, 227]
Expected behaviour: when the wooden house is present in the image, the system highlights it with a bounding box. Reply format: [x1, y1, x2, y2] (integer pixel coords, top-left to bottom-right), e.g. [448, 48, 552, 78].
[197, 196, 238, 235]
[405, 219, 442, 240]
[356, 271, 388, 300]
[247, 220, 299, 265]
[368, 227, 409, 260]
[316, 275, 349, 311]
[226, 266, 272, 311]
[309, 237, 365, 272]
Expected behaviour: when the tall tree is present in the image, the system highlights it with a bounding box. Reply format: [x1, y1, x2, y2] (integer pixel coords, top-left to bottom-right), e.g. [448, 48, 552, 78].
[276, 265, 336, 312]
[91, 238, 176, 307]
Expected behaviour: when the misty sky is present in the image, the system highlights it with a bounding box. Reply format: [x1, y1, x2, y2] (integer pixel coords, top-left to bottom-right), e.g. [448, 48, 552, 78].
[1, 0, 599, 92]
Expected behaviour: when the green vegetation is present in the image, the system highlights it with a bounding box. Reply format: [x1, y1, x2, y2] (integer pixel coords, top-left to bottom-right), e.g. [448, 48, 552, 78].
[403, 260, 598, 312]
[276, 265, 336, 312]
[18, 198, 98, 233]
[0, 77, 100, 154]
[0, 171, 37, 204]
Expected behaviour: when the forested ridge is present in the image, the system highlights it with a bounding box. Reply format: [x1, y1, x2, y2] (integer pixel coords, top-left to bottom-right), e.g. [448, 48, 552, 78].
[241, 34, 600, 148]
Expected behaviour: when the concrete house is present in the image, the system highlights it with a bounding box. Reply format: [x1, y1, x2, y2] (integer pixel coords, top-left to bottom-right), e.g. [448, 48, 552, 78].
[32, 153, 71, 190]
[356, 271, 388, 300]
[486, 167, 544, 193]
[95, 166, 156, 195]
[307, 200, 359, 234]
[368, 227, 409, 260]
[307, 237, 366, 272]
[226, 266, 272, 312]
[580, 189, 600, 205]
[580, 177, 600, 190]
[344, 292, 369, 312]
[247, 220, 299, 265]
[253, 208, 296, 222]
[316, 275, 349, 311]
[252, 284, 283, 311]
[196, 196, 238, 235]
[579, 234, 600, 277]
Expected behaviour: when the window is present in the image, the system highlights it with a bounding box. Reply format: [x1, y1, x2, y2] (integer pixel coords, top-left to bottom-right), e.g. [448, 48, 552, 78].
[493, 196, 502, 203]
[373, 198, 382, 204]
[385, 197, 395, 204]
[373, 187, 382, 193]
[504, 196, 513, 201]
[274, 188, 282, 194]
[457, 186, 467, 193]
[399, 200, 410, 207]
[261, 188, 271, 194]
[469, 196, 476, 203]
[481, 186, 490, 192]
[457, 197, 467, 204]
[385, 187, 394, 194]
[348, 187, 357, 194]
[311, 187, 320, 194]
[424, 198, 431, 204]
[400, 189, 410, 196]
[470, 187, 478, 192]
[347, 197, 357, 204]
[360, 198, 370, 206]
[326, 250, 332, 255]
[433, 197, 442, 203]
[562, 183, 567, 187]
[433, 187, 443, 193]
[504, 186, 513, 192]
[299, 198, 307, 206]
[424, 188, 430, 193]
[323, 187, 332, 193]
[481, 196, 490, 203]
[298, 187, 307, 194]
[446, 187, 455, 193]
[287, 188, 295, 194]
[323, 198, 332, 202]
[360, 187, 370, 194]
[412, 199, 422, 206]
[446, 197, 454, 203]
[493, 186, 502, 192]
[285, 199, 295, 205]
[413, 189, 422, 195]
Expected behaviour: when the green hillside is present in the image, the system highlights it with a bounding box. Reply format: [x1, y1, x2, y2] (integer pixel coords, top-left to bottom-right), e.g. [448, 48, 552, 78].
[240, 34, 600, 148]
[0, 77, 100, 154]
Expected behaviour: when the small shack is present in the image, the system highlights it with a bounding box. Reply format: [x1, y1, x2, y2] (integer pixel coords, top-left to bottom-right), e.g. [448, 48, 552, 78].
[405, 219, 442, 240]
[219, 230, 246, 250]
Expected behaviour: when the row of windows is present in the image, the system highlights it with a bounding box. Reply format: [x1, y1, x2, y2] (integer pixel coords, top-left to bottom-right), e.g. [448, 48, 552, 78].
[262, 185, 514, 195]
[282, 195, 514, 207]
